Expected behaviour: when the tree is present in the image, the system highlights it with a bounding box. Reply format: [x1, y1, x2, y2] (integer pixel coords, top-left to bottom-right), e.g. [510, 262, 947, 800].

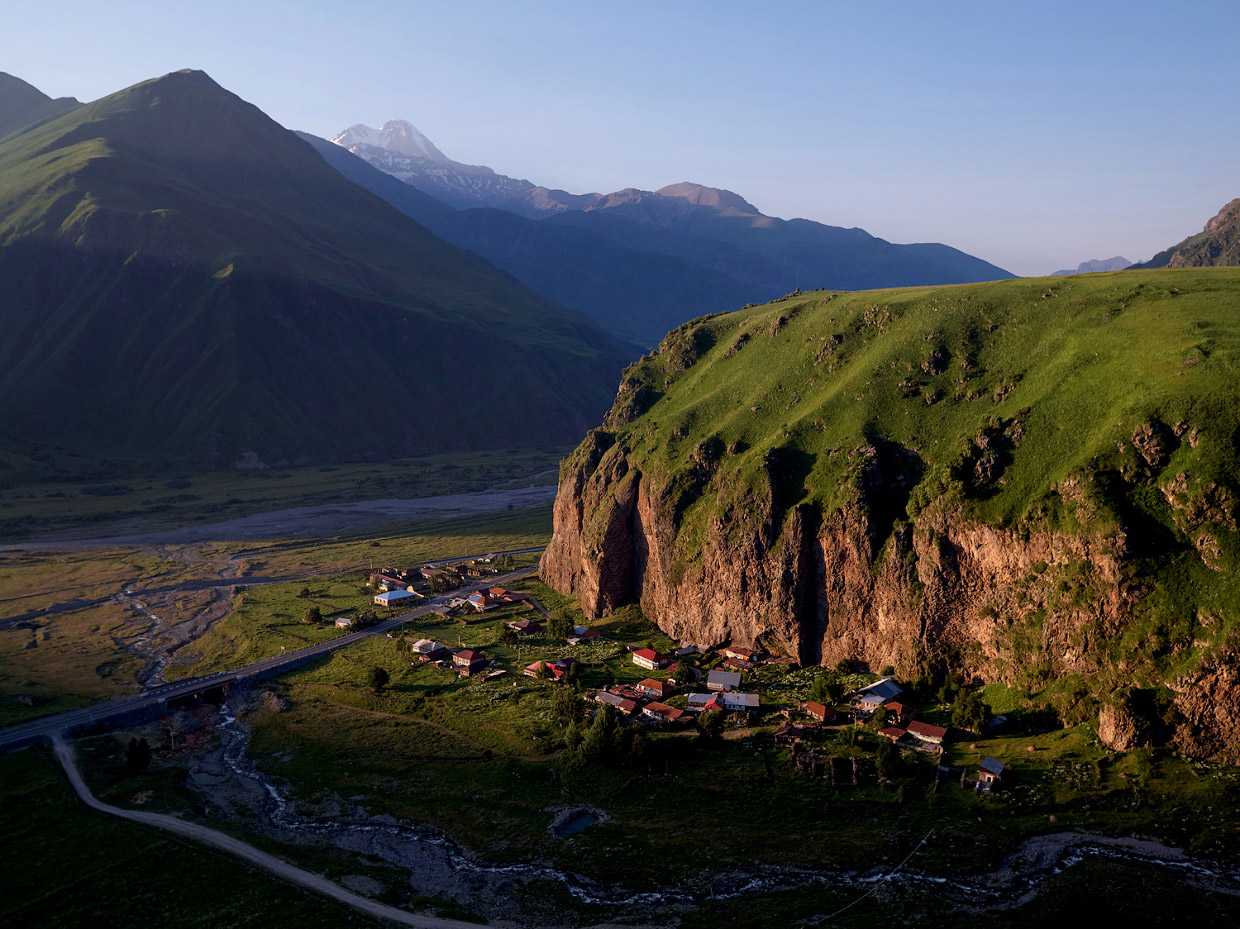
[303, 606, 322, 624]
[875, 736, 902, 781]
[548, 610, 574, 639]
[125, 737, 151, 772]
[500, 626, 520, 647]
[535, 661, 550, 680]
[550, 686, 584, 728]
[952, 689, 991, 734]
[368, 666, 390, 694]
[601, 665, 616, 687]
[808, 670, 845, 706]
[697, 708, 726, 742]
[297, 586, 311, 599]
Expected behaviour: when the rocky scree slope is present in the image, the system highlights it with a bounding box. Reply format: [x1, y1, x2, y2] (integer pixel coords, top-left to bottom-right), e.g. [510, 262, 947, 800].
[542, 268, 1240, 758]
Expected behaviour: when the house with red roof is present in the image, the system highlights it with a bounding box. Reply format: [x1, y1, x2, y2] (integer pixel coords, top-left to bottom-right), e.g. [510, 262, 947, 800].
[453, 649, 488, 676]
[906, 720, 948, 745]
[632, 647, 668, 671]
[640, 702, 685, 726]
[634, 678, 672, 700]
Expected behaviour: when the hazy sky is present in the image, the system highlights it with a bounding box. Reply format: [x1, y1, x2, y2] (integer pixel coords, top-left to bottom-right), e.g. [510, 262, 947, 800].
[5, 1, 1238, 275]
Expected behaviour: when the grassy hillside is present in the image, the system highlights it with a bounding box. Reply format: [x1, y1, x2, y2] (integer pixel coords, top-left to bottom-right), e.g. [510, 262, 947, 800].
[569, 267, 1240, 692]
[0, 71, 627, 468]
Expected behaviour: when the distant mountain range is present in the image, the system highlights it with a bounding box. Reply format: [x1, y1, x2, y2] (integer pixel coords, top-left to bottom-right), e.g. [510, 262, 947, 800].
[1134, 198, 1240, 269]
[329, 121, 1016, 346]
[1050, 256, 1132, 276]
[0, 71, 628, 470]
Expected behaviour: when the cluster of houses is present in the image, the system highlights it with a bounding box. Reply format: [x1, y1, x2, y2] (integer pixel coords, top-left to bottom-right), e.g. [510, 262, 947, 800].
[371, 556, 509, 609]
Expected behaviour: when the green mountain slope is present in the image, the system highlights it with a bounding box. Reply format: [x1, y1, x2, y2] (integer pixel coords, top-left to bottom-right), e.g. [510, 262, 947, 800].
[0, 72, 79, 138]
[0, 71, 628, 468]
[543, 268, 1240, 755]
[1136, 198, 1240, 269]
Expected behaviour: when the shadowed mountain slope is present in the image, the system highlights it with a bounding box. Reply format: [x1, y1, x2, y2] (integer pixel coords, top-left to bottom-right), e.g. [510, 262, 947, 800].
[0, 71, 629, 468]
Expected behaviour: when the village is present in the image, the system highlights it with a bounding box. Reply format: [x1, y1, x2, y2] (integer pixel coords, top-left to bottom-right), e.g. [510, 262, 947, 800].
[355, 557, 1012, 795]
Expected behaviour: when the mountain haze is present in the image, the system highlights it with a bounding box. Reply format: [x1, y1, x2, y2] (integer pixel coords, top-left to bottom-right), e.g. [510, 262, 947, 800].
[0, 71, 628, 469]
[330, 121, 1015, 345]
[1050, 256, 1132, 276]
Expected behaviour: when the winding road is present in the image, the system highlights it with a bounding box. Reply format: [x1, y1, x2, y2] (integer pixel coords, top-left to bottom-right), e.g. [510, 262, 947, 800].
[50, 734, 487, 929]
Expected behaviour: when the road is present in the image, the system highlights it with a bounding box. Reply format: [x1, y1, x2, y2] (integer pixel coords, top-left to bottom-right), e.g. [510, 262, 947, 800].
[0, 564, 540, 752]
[50, 734, 489, 929]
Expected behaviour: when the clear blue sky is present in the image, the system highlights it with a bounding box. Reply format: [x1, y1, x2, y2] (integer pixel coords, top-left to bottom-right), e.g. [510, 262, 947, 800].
[5, 0, 1238, 275]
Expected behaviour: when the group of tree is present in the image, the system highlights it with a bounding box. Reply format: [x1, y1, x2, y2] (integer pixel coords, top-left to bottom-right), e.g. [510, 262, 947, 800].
[125, 737, 152, 772]
[807, 669, 846, 706]
[547, 609, 575, 639]
[564, 705, 649, 770]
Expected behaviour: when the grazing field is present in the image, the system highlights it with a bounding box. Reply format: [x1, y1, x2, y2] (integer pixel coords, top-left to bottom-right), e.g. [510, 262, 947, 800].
[0, 602, 147, 726]
[0, 747, 391, 929]
[0, 547, 180, 621]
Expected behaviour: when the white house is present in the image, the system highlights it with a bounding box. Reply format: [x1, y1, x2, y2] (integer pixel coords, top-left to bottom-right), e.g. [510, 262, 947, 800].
[374, 589, 418, 608]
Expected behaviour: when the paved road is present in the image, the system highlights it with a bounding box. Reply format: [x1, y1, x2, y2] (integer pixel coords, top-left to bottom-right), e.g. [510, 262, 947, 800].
[0, 564, 540, 751]
[50, 735, 488, 928]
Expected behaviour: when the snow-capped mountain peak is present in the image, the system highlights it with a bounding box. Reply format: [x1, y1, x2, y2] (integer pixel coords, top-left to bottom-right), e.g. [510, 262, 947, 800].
[332, 119, 448, 162]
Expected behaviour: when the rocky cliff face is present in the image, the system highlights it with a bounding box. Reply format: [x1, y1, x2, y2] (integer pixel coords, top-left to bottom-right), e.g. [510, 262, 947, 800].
[542, 437, 1240, 757]
[543, 434, 1124, 672]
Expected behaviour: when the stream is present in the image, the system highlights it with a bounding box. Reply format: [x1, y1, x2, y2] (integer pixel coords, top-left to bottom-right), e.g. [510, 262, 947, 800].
[203, 705, 1240, 918]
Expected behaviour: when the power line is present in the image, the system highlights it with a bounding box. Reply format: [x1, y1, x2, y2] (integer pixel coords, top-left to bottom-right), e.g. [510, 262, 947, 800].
[807, 827, 935, 925]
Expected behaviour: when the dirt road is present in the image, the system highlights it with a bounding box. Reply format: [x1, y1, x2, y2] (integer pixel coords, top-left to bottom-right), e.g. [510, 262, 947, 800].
[51, 734, 492, 928]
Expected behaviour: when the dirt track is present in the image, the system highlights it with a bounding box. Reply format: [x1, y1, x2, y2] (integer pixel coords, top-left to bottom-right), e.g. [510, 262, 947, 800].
[51, 734, 493, 928]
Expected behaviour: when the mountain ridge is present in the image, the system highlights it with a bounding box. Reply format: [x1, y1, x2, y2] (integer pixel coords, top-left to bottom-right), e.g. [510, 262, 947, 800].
[0, 71, 628, 468]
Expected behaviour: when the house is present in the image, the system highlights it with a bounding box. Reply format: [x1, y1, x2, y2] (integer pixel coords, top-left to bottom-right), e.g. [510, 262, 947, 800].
[855, 678, 904, 702]
[567, 626, 600, 645]
[525, 658, 575, 680]
[686, 693, 716, 713]
[634, 678, 671, 700]
[800, 701, 838, 724]
[640, 702, 685, 726]
[906, 720, 948, 745]
[453, 649, 488, 676]
[885, 702, 915, 726]
[411, 639, 445, 660]
[594, 691, 636, 715]
[506, 618, 542, 635]
[978, 756, 1006, 788]
[632, 648, 668, 671]
[721, 656, 754, 672]
[466, 592, 501, 612]
[856, 693, 887, 716]
[419, 566, 443, 579]
[675, 644, 703, 657]
[774, 724, 812, 747]
[488, 586, 531, 603]
[374, 589, 418, 608]
[706, 669, 742, 692]
[334, 616, 355, 629]
[878, 726, 907, 743]
[723, 646, 757, 662]
[719, 692, 759, 714]
[374, 573, 409, 591]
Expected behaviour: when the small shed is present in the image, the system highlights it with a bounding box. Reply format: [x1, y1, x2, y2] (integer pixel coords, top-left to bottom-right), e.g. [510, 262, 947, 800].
[979, 756, 1006, 787]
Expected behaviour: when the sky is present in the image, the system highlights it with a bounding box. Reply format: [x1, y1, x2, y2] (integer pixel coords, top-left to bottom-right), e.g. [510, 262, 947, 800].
[4, 0, 1238, 276]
